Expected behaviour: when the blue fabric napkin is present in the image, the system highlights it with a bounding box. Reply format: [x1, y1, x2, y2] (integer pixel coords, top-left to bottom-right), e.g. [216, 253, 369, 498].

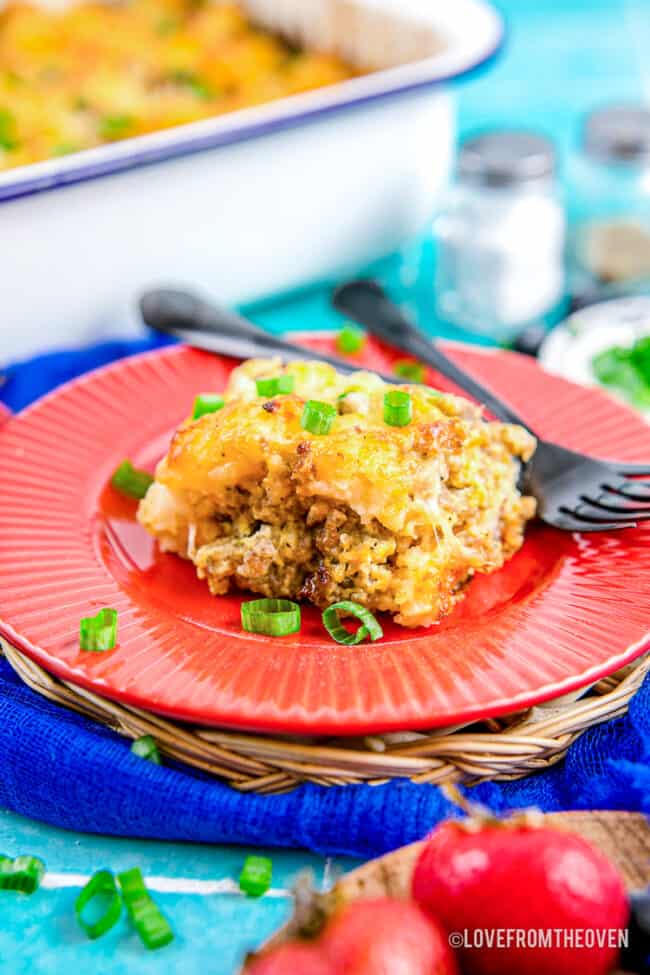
[1, 339, 650, 857]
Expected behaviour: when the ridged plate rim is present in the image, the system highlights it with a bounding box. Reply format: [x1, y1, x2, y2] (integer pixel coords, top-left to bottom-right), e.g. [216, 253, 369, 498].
[1, 338, 649, 734]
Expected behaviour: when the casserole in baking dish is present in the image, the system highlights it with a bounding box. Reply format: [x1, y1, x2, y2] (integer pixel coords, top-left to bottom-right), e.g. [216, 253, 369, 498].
[0, 0, 503, 362]
[0, 0, 363, 170]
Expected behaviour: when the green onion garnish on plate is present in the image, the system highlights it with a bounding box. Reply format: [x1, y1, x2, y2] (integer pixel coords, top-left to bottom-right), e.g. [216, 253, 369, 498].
[111, 460, 152, 500]
[192, 393, 225, 419]
[241, 598, 301, 636]
[383, 390, 412, 427]
[0, 855, 45, 894]
[80, 608, 118, 652]
[322, 601, 383, 645]
[75, 870, 122, 940]
[336, 324, 365, 355]
[255, 375, 295, 397]
[301, 400, 336, 435]
[239, 855, 272, 897]
[394, 359, 425, 383]
[118, 867, 174, 951]
[111, 460, 153, 499]
[130, 735, 162, 765]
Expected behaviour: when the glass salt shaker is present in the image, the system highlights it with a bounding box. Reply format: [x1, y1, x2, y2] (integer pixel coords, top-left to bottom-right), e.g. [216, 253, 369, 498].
[434, 131, 566, 342]
[569, 104, 650, 290]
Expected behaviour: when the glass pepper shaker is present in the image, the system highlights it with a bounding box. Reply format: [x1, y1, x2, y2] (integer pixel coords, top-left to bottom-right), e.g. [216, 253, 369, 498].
[434, 131, 566, 342]
[569, 104, 650, 291]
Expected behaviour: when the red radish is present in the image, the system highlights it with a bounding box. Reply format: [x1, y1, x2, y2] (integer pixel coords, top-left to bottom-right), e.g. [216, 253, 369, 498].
[321, 897, 459, 974]
[412, 818, 629, 975]
[244, 941, 333, 975]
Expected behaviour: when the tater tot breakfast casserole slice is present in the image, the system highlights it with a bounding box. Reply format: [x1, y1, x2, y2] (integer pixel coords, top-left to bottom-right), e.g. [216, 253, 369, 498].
[138, 358, 537, 628]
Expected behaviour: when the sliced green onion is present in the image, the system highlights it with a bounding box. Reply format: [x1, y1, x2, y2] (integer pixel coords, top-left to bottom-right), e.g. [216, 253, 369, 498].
[383, 390, 412, 427]
[239, 856, 272, 897]
[130, 735, 162, 765]
[80, 608, 118, 652]
[118, 867, 174, 951]
[322, 601, 383, 646]
[301, 400, 336, 435]
[394, 359, 425, 383]
[255, 375, 295, 397]
[241, 599, 301, 636]
[0, 855, 45, 894]
[99, 114, 134, 140]
[75, 870, 122, 940]
[0, 109, 18, 151]
[192, 393, 225, 419]
[53, 142, 79, 157]
[111, 460, 154, 499]
[156, 16, 177, 34]
[336, 325, 365, 355]
[169, 69, 212, 99]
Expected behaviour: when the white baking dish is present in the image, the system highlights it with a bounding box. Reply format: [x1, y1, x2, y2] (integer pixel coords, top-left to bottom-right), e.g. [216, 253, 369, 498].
[0, 0, 503, 362]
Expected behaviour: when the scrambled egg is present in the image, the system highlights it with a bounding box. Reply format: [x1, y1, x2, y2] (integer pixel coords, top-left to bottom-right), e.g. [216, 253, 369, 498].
[138, 359, 537, 628]
[0, 0, 357, 170]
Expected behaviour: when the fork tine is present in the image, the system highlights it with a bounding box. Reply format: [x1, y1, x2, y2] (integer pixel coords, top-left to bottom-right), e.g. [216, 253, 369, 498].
[615, 462, 650, 477]
[554, 511, 638, 532]
[559, 507, 638, 530]
[581, 494, 650, 515]
[578, 497, 650, 520]
[603, 481, 650, 501]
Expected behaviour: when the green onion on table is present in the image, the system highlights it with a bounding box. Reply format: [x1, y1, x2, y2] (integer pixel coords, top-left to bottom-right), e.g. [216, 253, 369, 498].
[0, 855, 45, 894]
[239, 855, 272, 898]
[118, 867, 174, 950]
[75, 870, 122, 940]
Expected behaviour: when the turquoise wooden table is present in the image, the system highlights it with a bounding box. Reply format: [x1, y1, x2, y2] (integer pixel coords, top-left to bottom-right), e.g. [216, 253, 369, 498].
[1, 0, 646, 971]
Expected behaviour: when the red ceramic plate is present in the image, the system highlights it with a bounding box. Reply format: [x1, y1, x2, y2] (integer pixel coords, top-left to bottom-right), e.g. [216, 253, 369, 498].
[1, 338, 649, 734]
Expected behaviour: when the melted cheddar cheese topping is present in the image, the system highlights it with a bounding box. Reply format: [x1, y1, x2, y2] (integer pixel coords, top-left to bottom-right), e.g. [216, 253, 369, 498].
[138, 358, 537, 627]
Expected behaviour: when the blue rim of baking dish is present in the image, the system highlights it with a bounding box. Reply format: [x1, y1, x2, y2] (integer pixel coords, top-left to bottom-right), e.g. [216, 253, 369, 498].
[0, 1, 505, 205]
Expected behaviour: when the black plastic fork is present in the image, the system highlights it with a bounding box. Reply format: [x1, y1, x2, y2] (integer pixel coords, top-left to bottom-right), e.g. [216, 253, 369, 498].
[333, 279, 650, 533]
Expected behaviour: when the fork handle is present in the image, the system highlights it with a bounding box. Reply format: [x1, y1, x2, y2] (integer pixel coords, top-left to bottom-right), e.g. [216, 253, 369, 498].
[139, 287, 406, 384]
[332, 280, 534, 432]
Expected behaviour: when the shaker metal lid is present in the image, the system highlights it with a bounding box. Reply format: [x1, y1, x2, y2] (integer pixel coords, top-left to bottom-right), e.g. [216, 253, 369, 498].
[458, 131, 556, 187]
[583, 104, 650, 163]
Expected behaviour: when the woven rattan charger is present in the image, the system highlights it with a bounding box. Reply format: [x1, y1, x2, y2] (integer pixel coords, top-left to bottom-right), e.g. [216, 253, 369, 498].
[2, 637, 648, 796]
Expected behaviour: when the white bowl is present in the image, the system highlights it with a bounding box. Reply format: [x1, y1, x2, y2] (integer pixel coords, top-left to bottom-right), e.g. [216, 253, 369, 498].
[540, 296, 650, 422]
